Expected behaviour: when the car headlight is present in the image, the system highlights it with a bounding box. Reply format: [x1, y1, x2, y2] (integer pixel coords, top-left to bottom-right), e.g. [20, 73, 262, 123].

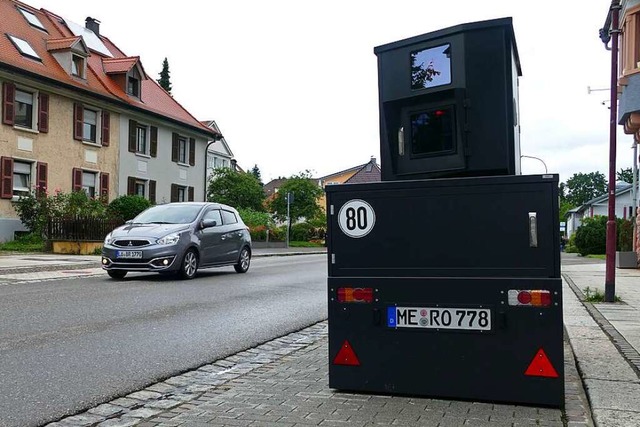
[104, 232, 114, 245]
[157, 232, 180, 245]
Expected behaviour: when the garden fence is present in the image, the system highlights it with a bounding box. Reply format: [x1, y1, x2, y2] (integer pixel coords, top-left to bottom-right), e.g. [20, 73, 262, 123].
[48, 217, 123, 241]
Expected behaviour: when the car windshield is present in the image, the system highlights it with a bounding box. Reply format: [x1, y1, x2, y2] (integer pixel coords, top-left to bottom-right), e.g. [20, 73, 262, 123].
[132, 204, 203, 224]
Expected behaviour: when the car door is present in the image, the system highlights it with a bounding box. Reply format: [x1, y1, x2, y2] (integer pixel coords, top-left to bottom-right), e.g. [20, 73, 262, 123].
[198, 208, 225, 265]
[220, 209, 242, 262]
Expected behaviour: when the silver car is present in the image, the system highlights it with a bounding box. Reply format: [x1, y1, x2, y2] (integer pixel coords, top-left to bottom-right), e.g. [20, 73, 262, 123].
[101, 202, 251, 280]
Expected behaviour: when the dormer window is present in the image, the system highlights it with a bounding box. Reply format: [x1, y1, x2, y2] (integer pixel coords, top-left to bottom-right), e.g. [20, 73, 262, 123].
[46, 37, 89, 79]
[18, 7, 46, 32]
[7, 35, 41, 61]
[103, 56, 145, 98]
[127, 76, 139, 97]
[71, 54, 85, 78]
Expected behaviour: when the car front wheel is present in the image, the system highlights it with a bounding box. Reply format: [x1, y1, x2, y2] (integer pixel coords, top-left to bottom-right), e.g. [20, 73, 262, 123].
[107, 270, 127, 280]
[234, 247, 251, 273]
[179, 249, 199, 279]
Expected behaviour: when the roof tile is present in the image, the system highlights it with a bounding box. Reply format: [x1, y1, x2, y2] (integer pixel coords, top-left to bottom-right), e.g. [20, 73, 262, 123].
[0, 0, 218, 138]
[46, 36, 81, 51]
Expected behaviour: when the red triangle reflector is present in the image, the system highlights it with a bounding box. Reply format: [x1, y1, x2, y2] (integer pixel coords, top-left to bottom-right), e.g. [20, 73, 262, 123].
[525, 348, 559, 378]
[333, 340, 360, 366]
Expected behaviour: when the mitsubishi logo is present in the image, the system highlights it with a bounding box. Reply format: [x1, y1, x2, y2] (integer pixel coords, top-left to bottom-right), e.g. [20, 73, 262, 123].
[128, 241, 133, 247]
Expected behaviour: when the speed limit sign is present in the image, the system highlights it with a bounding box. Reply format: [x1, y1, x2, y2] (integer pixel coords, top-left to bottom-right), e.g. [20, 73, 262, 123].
[338, 199, 376, 238]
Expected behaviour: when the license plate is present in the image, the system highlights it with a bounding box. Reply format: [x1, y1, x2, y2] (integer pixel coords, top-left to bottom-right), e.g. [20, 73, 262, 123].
[116, 250, 143, 259]
[387, 306, 491, 331]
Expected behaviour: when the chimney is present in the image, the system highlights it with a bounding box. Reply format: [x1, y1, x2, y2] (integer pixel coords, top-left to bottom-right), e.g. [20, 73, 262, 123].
[85, 17, 100, 36]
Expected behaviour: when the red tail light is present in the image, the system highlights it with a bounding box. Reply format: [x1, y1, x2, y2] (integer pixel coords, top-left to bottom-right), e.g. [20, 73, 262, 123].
[337, 287, 374, 303]
[509, 290, 552, 307]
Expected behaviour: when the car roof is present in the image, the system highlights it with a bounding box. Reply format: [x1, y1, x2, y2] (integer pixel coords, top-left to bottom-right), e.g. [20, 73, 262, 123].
[161, 202, 238, 211]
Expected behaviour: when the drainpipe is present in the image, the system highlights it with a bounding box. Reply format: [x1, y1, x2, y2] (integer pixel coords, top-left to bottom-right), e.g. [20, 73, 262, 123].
[603, 0, 621, 302]
[633, 142, 638, 252]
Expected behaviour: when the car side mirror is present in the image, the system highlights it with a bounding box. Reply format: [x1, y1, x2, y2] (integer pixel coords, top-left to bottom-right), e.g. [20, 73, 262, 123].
[201, 219, 217, 229]
[125, 220, 132, 225]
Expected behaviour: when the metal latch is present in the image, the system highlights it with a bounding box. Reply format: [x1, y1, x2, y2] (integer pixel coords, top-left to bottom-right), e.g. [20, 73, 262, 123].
[528, 212, 538, 248]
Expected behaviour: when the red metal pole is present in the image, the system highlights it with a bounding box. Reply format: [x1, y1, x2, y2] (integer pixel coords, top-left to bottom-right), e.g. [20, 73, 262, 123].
[605, 2, 621, 302]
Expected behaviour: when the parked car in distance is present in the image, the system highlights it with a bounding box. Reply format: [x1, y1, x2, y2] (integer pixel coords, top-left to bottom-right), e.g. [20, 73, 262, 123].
[102, 202, 251, 280]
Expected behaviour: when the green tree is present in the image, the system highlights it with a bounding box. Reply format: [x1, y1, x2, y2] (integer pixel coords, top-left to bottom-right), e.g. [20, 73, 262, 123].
[250, 164, 262, 185]
[565, 172, 607, 207]
[268, 171, 323, 222]
[559, 199, 574, 224]
[616, 167, 636, 184]
[157, 57, 172, 94]
[574, 215, 607, 256]
[207, 168, 265, 211]
[107, 195, 152, 221]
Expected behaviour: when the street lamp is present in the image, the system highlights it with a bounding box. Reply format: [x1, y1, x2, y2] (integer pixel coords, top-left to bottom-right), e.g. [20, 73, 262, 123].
[520, 155, 548, 173]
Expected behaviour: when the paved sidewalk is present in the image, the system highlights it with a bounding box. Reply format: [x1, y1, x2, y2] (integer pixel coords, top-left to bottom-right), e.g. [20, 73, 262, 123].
[3, 250, 640, 426]
[562, 255, 640, 426]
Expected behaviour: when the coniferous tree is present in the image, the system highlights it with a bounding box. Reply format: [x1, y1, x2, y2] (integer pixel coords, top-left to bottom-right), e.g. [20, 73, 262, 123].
[250, 164, 262, 185]
[157, 57, 172, 94]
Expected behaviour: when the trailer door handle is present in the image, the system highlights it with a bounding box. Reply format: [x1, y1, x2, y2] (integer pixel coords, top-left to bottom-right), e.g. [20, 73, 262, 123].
[528, 212, 538, 248]
[398, 127, 404, 156]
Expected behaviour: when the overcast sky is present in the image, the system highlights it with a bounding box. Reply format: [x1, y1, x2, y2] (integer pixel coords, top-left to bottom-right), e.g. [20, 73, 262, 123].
[28, 0, 634, 184]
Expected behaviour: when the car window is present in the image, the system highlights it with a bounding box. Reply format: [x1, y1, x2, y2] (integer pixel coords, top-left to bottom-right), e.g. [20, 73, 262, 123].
[203, 209, 222, 226]
[133, 204, 202, 224]
[221, 210, 238, 225]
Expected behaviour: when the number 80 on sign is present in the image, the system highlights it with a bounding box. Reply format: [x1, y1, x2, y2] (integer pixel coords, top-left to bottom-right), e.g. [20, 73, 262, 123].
[337, 199, 376, 238]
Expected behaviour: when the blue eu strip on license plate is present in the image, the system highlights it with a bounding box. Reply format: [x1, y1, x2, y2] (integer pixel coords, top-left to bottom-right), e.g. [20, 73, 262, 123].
[387, 307, 397, 327]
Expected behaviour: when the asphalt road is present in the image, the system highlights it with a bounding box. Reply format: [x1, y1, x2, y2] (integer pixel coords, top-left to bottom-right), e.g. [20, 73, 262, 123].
[0, 254, 327, 427]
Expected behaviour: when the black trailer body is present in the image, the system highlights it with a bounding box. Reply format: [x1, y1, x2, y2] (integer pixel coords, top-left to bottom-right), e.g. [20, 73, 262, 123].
[326, 175, 563, 407]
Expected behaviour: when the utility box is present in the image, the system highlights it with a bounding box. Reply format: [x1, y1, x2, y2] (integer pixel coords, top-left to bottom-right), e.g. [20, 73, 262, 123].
[374, 17, 522, 181]
[326, 175, 563, 407]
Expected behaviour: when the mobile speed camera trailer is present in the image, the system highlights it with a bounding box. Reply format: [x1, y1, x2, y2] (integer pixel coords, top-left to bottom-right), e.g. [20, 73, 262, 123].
[326, 18, 563, 407]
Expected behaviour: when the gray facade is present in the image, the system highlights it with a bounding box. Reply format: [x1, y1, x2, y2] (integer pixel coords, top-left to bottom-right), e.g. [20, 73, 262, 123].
[118, 115, 209, 204]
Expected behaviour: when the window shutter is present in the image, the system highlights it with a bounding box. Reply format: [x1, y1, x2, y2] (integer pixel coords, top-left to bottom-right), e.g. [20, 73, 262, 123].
[36, 162, 48, 196]
[100, 172, 109, 201]
[127, 176, 135, 195]
[149, 180, 156, 204]
[2, 82, 15, 126]
[150, 126, 158, 157]
[171, 133, 179, 162]
[1, 156, 14, 199]
[101, 111, 110, 146]
[189, 137, 196, 166]
[72, 168, 83, 192]
[188, 186, 194, 202]
[128, 119, 137, 152]
[38, 93, 49, 133]
[73, 103, 83, 140]
[170, 183, 178, 202]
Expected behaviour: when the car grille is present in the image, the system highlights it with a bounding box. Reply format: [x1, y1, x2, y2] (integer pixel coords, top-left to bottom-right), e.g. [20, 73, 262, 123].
[113, 239, 151, 247]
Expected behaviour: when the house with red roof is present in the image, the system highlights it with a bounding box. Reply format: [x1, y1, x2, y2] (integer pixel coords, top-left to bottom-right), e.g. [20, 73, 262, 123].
[316, 156, 381, 211]
[0, 0, 220, 241]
